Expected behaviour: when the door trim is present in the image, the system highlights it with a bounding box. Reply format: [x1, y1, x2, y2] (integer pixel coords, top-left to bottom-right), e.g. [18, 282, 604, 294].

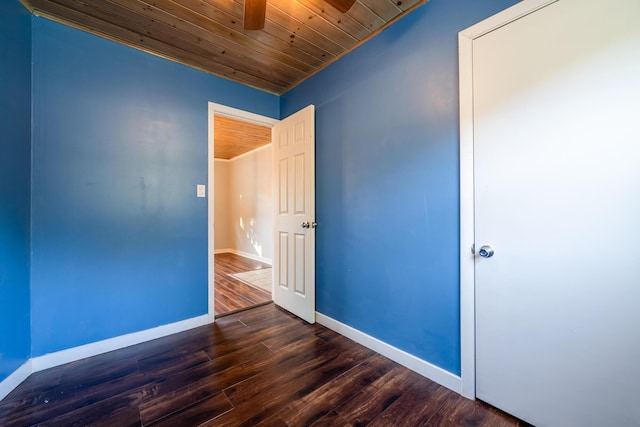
[457, 0, 558, 399]
[207, 102, 279, 323]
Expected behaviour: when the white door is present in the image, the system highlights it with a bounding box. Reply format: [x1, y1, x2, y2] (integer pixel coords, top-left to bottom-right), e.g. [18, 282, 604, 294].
[473, 1, 640, 426]
[272, 105, 316, 323]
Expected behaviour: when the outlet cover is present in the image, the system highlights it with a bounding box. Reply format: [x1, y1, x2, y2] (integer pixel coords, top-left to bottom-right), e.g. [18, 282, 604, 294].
[197, 184, 206, 198]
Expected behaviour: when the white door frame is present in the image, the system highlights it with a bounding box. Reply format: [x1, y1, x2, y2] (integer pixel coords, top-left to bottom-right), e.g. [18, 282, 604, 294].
[457, 0, 558, 399]
[207, 102, 279, 323]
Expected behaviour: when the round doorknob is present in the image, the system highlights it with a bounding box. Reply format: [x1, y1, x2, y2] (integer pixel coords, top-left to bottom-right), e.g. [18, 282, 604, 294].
[479, 245, 494, 258]
[301, 221, 310, 229]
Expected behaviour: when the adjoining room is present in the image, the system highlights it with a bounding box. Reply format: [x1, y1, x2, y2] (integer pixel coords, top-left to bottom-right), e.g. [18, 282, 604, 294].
[212, 115, 273, 316]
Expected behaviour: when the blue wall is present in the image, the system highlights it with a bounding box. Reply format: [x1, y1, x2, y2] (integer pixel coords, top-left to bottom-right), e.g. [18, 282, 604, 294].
[0, 0, 32, 381]
[1, 0, 521, 382]
[30, 18, 279, 356]
[282, 0, 519, 375]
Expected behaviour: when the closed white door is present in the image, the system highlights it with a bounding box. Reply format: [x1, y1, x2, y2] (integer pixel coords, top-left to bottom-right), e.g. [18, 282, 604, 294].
[473, 0, 640, 425]
[272, 105, 316, 323]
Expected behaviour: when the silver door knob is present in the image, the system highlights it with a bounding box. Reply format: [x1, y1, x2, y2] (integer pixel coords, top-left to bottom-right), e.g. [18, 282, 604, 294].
[478, 245, 494, 258]
[302, 221, 310, 229]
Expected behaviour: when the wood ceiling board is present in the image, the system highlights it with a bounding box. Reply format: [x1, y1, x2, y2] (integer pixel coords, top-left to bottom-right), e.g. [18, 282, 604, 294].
[299, 0, 372, 40]
[257, 13, 337, 63]
[29, 0, 292, 92]
[347, 2, 386, 32]
[360, 0, 402, 21]
[283, 0, 427, 91]
[139, 0, 315, 75]
[267, 0, 358, 49]
[64, 0, 305, 84]
[263, 3, 345, 56]
[395, 0, 425, 12]
[24, 0, 429, 94]
[227, 0, 338, 65]
[175, 0, 328, 69]
[214, 116, 272, 160]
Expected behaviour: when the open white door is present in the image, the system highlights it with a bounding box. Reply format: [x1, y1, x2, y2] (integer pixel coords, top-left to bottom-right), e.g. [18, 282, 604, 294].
[272, 105, 316, 323]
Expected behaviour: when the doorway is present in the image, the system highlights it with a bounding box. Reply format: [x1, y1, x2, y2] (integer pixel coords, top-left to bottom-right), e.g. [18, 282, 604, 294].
[207, 103, 279, 319]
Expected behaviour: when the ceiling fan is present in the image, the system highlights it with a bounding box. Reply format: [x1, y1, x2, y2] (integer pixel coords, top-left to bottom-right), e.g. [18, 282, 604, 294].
[244, 0, 357, 30]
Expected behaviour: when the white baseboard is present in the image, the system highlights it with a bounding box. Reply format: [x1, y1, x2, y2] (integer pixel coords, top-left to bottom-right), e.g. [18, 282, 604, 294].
[214, 248, 272, 265]
[316, 312, 462, 394]
[0, 314, 211, 402]
[30, 314, 210, 373]
[2, 312, 461, 403]
[0, 360, 32, 401]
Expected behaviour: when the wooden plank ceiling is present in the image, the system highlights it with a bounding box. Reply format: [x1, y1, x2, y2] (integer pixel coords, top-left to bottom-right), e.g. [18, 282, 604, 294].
[214, 115, 271, 159]
[22, 0, 428, 94]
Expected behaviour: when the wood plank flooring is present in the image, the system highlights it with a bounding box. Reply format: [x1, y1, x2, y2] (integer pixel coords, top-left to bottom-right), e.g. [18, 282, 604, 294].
[0, 304, 527, 426]
[214, 252, 272, 316]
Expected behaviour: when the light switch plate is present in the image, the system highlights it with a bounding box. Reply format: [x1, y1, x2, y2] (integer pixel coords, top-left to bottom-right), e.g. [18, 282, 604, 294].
[197, 184, 206, 198]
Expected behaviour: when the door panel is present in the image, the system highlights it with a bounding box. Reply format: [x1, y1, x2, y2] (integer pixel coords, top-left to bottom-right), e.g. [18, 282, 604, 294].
[278, 232, 288, 290]
[294, 234, 305, 294]
[273, 105, 315, 323]
[474, 0, 640, 425]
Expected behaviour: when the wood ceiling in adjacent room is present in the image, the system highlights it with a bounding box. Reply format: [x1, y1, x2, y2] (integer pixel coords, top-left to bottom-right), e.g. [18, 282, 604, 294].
[22, 0, 428, 94]
[214, 116, 271, 159]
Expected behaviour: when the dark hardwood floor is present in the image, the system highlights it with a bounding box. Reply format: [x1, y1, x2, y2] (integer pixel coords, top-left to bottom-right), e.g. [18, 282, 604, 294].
[214, 252, 272, 316]
[0, 304, 526, 426]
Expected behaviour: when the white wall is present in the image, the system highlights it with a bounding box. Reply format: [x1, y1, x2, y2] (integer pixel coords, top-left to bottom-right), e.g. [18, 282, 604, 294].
[214, 159, 231, 250]
[214, 145, 273, 262]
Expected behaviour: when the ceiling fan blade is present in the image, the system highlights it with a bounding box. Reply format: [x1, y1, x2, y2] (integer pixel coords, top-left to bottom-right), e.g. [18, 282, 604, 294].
[324, 0, 357, 13]
[244, 0, 267, 30]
